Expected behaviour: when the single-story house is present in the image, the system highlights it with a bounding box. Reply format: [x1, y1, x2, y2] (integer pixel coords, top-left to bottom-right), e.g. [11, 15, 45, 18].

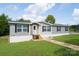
[9, 21, 69, 43]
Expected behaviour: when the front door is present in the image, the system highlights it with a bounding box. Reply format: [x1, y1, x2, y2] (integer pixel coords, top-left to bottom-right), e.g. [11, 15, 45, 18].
[32, 25, 37, 35]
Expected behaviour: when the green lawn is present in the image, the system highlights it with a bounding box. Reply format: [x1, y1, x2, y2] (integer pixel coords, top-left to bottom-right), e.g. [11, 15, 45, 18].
[0, 36, 79, 56]
[53, 34, 79, 45]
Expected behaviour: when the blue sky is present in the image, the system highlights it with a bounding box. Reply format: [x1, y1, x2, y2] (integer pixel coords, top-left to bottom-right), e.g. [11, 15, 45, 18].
[0, 3, 79, 25]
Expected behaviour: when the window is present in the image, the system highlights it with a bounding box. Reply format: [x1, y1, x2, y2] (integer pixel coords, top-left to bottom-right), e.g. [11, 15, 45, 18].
[16, 24, 29, 32]
[16, 24, 22, 32]
[57, 26, 61, 31]
[23, 24, 29, 32]
[42, 26, 46, 32]
[23, 25, 29, 32]
[65, 26, 68, 31]
[47, 26, 51, 31]
[42, 26, 51, 32]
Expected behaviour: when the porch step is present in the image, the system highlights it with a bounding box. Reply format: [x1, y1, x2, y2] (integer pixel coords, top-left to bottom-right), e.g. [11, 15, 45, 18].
[32, 35, 46, 40]
[32, 35, 39, 39]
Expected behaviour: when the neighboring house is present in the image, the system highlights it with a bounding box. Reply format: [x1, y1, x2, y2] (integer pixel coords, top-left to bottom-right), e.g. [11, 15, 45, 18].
[9, 21, 69, 43]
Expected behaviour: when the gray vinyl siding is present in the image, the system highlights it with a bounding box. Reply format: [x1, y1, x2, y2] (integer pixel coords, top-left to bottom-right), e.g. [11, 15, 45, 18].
[38, 23, 52, 35]
[38, 22, 69, 35]
[52, 26, 69, 34]
[10, 24, 15, 36]
[9, 22, 69, 36]
[10, 24, 31, 36]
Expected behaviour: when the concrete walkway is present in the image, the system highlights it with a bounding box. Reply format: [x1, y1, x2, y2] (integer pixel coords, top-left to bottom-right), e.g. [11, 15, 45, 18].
[43, 37, 79, 51]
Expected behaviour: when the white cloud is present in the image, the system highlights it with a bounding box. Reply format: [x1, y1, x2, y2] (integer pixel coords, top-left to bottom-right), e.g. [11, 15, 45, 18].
[24, 3, 55, 15]
[21, 3, 55, 22]
[21, 14, 46, 22]
[72, 8, 79, 24]
[72, 8, 79, 16]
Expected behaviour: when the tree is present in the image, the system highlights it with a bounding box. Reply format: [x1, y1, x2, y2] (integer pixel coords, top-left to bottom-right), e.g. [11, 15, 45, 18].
[69, 24, 79, 32]
[0, 14, 11, 36]
[18, 18, 31, 23]
[18, 18, 24, 21]
[45, 15, 55, 24]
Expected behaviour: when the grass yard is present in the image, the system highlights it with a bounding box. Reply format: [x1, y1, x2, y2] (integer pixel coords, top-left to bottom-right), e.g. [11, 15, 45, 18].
[0, 36, 79, 56]
[53, 34, 79, 45]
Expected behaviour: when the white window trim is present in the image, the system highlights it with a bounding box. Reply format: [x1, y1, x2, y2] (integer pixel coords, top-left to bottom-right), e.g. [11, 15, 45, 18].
[42, 25, 51, 32]
[16, 24, 29, 32]
[57, 26, 61, 31]
[16, 24, 22, 32]
[23, 25, 29, 32]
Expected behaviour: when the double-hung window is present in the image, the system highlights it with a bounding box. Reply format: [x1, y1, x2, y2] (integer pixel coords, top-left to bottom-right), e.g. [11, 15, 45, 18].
[16, 24, 29, 32]
[42, 26, 51, 32]
[47, 26, 51, 31]
[42, 26, 46, 32]
[23, 25, 29, 32]
[65, 26, 68, 31]
[16, 24, 22, 32]
[57, 26, 61, 31]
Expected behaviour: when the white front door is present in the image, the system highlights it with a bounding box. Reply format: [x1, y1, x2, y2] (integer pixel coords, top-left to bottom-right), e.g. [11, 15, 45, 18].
[32, 25, 37, 35]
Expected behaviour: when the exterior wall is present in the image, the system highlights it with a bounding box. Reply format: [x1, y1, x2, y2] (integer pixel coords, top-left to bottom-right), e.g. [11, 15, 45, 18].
[10, 24, 31, 36]
[39, 23, 52, 35]
[52, 26, 69, 34]
[10, 24, 16, 36]
[38, 22, 69, 37]
[10, 35, 32, 43]
[51, 26, 69, 37]
[10, 23, 69, 36]
[31, 24, 39, 35]
[9, 24, 32, 43]
[9, 22, 70, 43]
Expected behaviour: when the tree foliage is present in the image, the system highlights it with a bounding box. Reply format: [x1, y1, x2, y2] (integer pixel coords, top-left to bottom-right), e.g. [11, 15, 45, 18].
[18, 18, 31, 23]
[45, 15, 55, 24]
[69, 24, 79, 32]
[0, 14, 11, 36]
